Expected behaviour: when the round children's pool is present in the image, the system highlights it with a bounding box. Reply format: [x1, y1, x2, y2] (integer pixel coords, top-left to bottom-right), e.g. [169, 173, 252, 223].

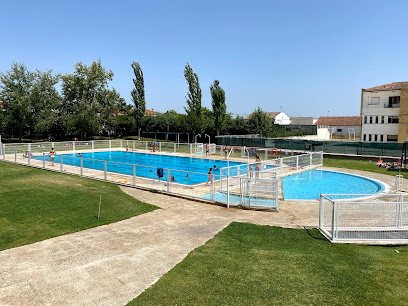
[282, 169, 387, 200]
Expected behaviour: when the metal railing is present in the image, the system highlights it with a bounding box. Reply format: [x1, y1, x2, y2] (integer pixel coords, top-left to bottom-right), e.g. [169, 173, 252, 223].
[320, 194, 408, 243]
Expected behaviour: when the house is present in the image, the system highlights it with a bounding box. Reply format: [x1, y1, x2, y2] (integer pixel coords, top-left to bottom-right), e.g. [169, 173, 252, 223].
[145, 109, 157, 116]
[314, 116, 361, 138]
[360, 82, 408, 142]
[244, 112, 291, 125]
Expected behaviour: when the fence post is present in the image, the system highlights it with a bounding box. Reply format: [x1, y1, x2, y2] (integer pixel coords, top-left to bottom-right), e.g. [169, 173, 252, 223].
[92, 141, 94, 151]
[320, 151, 324, 165]
[227, 170, 230, 209]
[133, 165, 136, 186]
[280, 158, 283, 174]
[52, 141, 55, 148]
[120, 139, 123, 148]
[296, 155, 299, 170]
[104, 161, 107, 181]
[174, 143, 176, 153]
[167, 169, 171, 192]
[109, 140, 112, 149]
[331, 200, 336, 241]
[133, 140, 135, 151]
[43, 153, 45, 168]
[159, 142, 162, 152]
[310, 153, 312, 166]
[14, 149, 17, 162]
[145, 142, 148, 151]
[2, 145, 5, 160]
[73, 141, 76, 152]
[28, 152, 31, 165]
[264, 149, 267, 160]
[80, 157, 83, 176]
[319, 195, 323, 229]
[60, 155, 63, 172]
[28, 143, 31, 152]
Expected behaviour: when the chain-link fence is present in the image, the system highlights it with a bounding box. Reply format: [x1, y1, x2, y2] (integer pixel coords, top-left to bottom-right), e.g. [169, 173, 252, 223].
[320, 194, 408, 243]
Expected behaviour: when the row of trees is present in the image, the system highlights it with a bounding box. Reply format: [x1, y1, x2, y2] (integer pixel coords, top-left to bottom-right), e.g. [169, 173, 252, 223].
[0, 60, 299, 141]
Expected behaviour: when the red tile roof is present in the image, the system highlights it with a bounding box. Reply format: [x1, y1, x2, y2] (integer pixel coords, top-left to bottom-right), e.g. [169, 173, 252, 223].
[363, 82, 403, 91]
[145, 109, 157, 115]
[315, 116, 361, 126]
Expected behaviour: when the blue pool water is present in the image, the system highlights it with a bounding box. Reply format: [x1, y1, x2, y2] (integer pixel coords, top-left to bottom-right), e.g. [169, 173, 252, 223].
[35, 151, 245, 185]
[282, 170, 385, 200]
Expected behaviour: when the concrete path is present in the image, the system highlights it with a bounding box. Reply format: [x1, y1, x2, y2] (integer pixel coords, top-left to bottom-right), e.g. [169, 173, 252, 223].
[0, 167, 398, 305]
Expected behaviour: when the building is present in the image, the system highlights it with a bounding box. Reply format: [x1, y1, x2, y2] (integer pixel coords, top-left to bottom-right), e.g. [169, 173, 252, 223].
[244, 112, 290, 125]
[360, 82, 408, 142]
[314, 116, 361, 138]
[289, 117, 318, 125]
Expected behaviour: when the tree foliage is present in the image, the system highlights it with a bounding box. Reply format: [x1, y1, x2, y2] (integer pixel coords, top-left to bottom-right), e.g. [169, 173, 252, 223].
[210, 80, 226, 135]
[184, 63, 202, 135]
[247, 107, 272, 137]
[131, 61, 146, 132]
[60, 60, 124, 139]
[0, 63, 61, 139]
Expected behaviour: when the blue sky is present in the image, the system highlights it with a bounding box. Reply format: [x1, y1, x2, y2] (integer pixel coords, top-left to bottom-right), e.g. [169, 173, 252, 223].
[1, 0, 408, 117]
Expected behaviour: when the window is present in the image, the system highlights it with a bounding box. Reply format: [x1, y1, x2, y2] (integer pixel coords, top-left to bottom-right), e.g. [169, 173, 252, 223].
[374, 135, 378, 141]
[389, 96, 400, 107]
[381, 116, 384, 124]
[376, 116, 379, 124]
[388, 116, 399, 123]
[387, 135, 398, 142]
[364, 116, 367, 124]
[368, 97, 380, 105]
[380, 135, 384, 142]
[369, 135, 372, 141]
[337, 128, 342, 132]
[363, 134, 366, 141]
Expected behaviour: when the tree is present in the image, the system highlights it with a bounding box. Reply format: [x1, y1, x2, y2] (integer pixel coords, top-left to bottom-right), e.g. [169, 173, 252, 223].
[247, 107, 272, 137]
[184, 63, 202, 135]
[131, 61, 146, 137]
[60, 60, 123, 139]
[210, 80, 226, 135]
[0, 63, 61, 140]
[0, 63, 35, 139]
[30, 70, 62, 133]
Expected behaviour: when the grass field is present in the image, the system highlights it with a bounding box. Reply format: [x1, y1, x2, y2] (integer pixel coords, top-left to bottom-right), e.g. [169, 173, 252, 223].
[0, 161, 158, 251]
[323, 158, 404, 176]
[131, 222, 408, 305]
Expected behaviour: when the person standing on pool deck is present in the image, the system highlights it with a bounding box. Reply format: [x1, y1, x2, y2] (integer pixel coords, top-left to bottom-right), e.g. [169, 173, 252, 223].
[126, 146, 129, 153]
[49, 147, 56, 167]
[205, 168, 213, 186]
[205, 143, 210, 156]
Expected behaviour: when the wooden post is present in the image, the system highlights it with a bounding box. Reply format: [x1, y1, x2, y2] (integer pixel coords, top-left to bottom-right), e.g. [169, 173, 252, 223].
[98, 195, 102, 219]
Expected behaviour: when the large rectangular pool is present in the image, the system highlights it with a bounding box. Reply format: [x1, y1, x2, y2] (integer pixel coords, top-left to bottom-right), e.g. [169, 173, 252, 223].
[35, 151, 245, 185]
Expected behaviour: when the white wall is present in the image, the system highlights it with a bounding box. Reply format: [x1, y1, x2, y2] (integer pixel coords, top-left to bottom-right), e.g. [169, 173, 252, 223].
[361, 90, 400, 142]
[274, 112, 291, 125]
[290, 117, 315, 125]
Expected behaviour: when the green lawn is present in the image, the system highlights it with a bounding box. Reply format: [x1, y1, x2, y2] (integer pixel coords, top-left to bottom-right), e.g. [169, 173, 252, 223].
[323, 158, 404, 176]
[0, 161, 158, 251]
[131, 222, 408, 305]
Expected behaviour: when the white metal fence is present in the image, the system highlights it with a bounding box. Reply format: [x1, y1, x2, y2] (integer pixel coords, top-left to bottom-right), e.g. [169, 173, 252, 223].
[320, 194, 408, 244]
[0, 139, 281, 210]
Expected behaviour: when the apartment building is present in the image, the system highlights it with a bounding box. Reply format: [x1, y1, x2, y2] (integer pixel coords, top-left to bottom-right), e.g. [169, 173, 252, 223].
[360, 82, 408, 142]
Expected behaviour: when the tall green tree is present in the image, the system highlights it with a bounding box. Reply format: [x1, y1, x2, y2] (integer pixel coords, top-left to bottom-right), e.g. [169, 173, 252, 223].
[0, 63, 61, 139]
[184, 63, 202, 135]
[247, 107, 272, 137]
[61, 60, 123, 139]
[131, 61, 146, 137]
[210, 80, 226, 136]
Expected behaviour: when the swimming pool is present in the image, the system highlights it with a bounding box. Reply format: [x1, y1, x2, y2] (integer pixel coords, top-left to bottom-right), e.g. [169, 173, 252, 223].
[35, 151, 245, 185]
[282, 169, 386, 200]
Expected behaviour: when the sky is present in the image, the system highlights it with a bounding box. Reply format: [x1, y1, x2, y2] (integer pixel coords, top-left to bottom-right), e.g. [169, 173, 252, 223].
[1, 0, 408, 118]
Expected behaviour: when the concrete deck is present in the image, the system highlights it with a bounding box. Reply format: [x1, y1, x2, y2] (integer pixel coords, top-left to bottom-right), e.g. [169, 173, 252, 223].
[0, 167, 404, 305]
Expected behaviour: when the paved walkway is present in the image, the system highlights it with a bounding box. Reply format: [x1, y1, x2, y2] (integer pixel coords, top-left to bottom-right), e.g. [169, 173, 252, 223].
[0, 167, 400, 305]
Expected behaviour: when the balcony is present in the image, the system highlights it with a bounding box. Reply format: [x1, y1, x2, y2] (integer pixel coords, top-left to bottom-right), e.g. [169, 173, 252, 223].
[384, 103, 400, 108]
